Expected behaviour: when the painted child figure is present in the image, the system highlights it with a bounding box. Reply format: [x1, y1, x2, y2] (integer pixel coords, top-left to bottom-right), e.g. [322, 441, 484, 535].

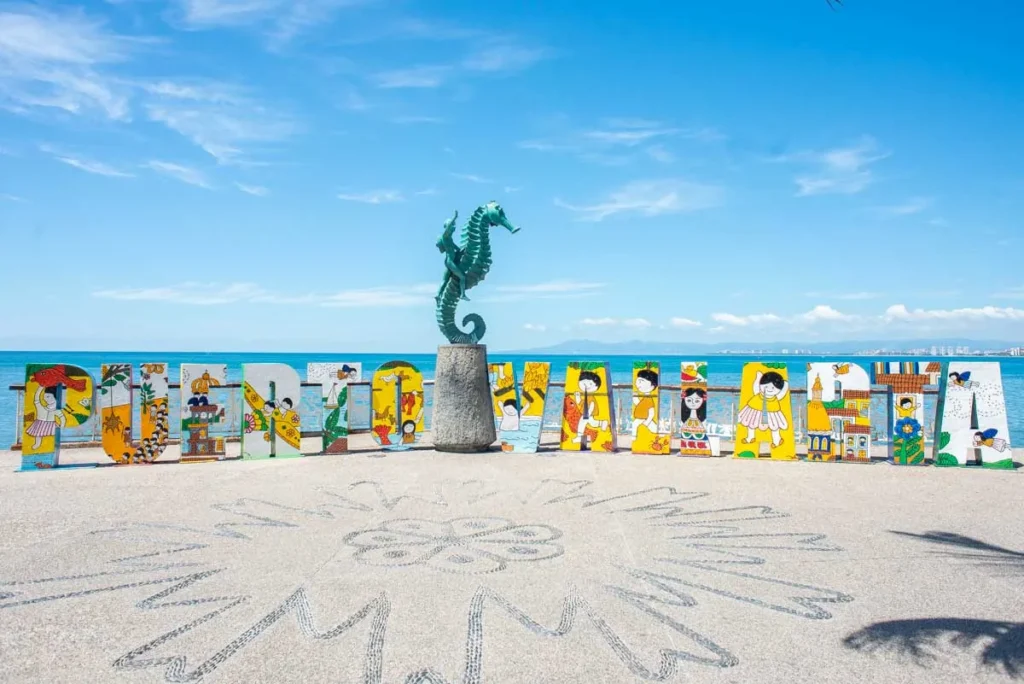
[499, 398, 521, 432]
[974, 429, 1009, 453]
[631, 369, 659, 437]
[26, 385, 63, 450]
[737, 370, 789, 448]
[572, 370, 609, 445]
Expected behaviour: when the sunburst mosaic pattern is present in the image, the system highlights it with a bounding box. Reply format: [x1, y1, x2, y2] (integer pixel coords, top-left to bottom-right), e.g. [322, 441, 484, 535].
[0, 479, 854, 683]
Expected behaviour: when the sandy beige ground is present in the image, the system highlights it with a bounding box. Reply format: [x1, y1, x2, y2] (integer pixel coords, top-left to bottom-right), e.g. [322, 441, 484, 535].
[1, 441, 1023, 684]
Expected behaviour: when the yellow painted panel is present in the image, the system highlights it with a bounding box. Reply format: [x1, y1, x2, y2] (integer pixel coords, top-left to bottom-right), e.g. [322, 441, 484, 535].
[372, 360, 424, 450]
[630, 361, 670, 455]
[559, 362, 616, 452]
[734, 362, 796, 460]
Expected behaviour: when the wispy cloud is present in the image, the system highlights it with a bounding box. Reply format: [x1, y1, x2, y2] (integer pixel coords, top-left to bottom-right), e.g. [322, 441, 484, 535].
[235, 182, 268, 196]
[371, 37, 550, 89]
[669, 317, 702, 327]
[711, 312, 785, 327]
[523, 322, 547, 332]
[579, 317, 652, 328]
[708, 303, 1024, 333]
[461, 43, 550, 73]
[0, 192, 25, 202]
[556, 178, 724, 222]
[883, 304, 1024, 323]
[337, 189, 404, 203]
[0, 5, 138, 120]
[874, 196, 933, 216]
[143, 79, 296, 165]
[91, 280, 436, 308]
[143, 160, 212, 188]
[520, 118, 723, 165]
[503, 186, 521, 193]
[372, 65, 452, 89]
[481, 281, 605, 304]
[774, 135, 889, 197]
[391, 114, 444, 124]
[40, 144, 133, 177]
[450, 172, 492, 184]
[169, 0, 373, 44]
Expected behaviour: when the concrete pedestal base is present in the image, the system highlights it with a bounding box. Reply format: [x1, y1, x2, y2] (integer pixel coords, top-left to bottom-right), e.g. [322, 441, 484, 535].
[431, 344, 496, 453]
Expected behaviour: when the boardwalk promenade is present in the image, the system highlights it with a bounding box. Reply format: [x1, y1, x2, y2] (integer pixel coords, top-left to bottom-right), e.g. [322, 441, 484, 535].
[1, 442, 1022, 683]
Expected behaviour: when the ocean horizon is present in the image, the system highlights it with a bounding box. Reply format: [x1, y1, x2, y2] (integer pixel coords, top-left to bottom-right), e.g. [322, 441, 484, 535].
[3, 350, 1022, 450]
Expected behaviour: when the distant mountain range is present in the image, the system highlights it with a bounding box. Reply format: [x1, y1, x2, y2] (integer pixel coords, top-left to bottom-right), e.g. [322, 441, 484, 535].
[506, 338, 1020, 356]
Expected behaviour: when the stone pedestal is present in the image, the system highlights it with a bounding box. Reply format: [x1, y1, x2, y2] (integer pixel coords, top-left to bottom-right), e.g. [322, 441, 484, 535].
[432, 344, 496, 453]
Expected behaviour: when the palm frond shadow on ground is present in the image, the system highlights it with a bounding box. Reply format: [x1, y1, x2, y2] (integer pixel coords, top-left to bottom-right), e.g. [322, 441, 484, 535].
[843, 531, 1024, 679]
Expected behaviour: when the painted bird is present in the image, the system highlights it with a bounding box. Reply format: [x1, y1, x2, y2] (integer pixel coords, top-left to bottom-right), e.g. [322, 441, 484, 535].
[31, 365, 87, 392]
[832, 363, 850, 376]
[949, 371, 979, 389]
[680, 365, 701, 383]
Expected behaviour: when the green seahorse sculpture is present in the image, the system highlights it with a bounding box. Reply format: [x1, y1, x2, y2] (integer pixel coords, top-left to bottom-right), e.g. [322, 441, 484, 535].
[435, 201, 520, 344]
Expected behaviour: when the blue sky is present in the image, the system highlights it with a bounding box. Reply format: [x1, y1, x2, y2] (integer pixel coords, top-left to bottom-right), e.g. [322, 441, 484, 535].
[1, 0, 1022, 352]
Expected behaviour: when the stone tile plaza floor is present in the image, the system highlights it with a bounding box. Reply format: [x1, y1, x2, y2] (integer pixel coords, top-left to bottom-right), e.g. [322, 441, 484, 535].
[2, 441, 1024, 683]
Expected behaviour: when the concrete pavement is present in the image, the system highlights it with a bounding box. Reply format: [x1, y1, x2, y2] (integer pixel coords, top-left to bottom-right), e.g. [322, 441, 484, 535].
[1, 442, 1022, 683]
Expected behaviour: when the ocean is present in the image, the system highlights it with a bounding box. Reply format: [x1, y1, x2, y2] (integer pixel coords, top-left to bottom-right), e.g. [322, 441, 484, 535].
[3, 351, 1023, 450]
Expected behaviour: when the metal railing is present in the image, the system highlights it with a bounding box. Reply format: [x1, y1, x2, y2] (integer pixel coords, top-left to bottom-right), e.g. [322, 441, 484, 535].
[7, 379, 936, 451]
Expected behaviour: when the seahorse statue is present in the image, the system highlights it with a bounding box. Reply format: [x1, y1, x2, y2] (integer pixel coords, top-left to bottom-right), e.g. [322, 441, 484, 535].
[435, 201, 520, 344]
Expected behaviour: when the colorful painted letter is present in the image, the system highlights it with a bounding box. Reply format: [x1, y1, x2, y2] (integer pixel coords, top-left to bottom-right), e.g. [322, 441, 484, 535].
[559, 361, 616, 452]
[734, 362, 795, 460]
[21, 364, 94, 471]
[181, 363, 228, 463]
[805, 362, 872, 462]
[873, 361, 930, 465]
[934, 362, 1013, 469]
[371, 360, 425, 450]
[99, 363, 170, 464]
[488, 361, 550, 453]
[307, 362, 362, 454]
[241, 364, 302, 459]
[630, 361, 671, 455]
[678, 361, 712, 457]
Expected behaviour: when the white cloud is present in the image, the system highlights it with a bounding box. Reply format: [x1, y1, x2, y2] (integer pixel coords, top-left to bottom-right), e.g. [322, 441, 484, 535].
[556, 178, 724, 222]
[711, 312, 784, 326]
[235, 182, 268, 196]
[92, 281, 435, 307]
[462, 44, 549, 72]
[669, 317, 702, 328]
[144, 82, 296, 165]
[414, 187, 437, 196]
[372, 65, 451, 89]
[503, 185, 521, 193]
[450, 172, 492, 184]
[993, 286, 1024, 300]
[0, 5, 136, 119]
[577, 316, 651, 328]
[41, 145, 133, 177]
[523, 323, 546, 332]
[776, 136, 889, 197]
[580, 317, 618, 326]
[519, 119, 722, 165]
[646, 145, 675, 163]
[875, 196, 932, 216]
[798, 305, 852, 322]
[170, 0, 369, 43]
[1, 192, 25, 201]
[622, 318, 652, 328]
[497, 281, 604, 296]
[143, 160, 212, 188]
[883, 304, 1024, 322]
[337, 189, 403, 204]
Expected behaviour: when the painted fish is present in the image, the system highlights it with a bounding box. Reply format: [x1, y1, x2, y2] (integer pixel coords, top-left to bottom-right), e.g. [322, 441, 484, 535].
[31, 365, 87, 392]
[562, 395, 581, 436]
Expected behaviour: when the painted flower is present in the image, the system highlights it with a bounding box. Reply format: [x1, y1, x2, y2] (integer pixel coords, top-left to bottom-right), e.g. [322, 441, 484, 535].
[894, 417, 921, 440]
[243, 414, 255, 434]
[343, 517, 564, 575]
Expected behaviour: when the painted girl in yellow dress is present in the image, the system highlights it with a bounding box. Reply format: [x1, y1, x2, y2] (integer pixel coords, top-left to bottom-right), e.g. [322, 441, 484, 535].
[737, 370, 789, 447]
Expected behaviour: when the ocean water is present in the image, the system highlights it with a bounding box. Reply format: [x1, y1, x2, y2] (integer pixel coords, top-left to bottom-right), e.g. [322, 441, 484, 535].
[3, 351, 1023, 450]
